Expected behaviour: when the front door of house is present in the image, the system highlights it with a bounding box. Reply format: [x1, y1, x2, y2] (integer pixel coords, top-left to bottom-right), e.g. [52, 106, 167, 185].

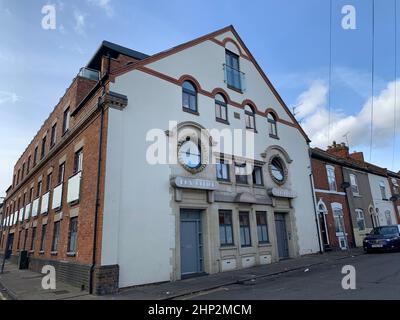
[180, 209, 203, 277]
[275, 213, 289, 259]
[5, 233, 14, 259]
[318, 213, 330, 250]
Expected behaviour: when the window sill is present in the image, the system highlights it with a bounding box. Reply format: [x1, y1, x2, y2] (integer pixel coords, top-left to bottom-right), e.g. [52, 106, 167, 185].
[61, 130, 69, 138]
[227, 84, 243, 94]
[258, 242, 272, 248]
[216, 118, 230, 125]
[253, 184, 265, 189]
[39, 251, 45, 255]
[352, 193, 362, 198]
[218, 180, 232, 185]
[220, 245, 237, 250]
[269, 134, 279, 140]
[246, 128, 258, 133]
[182, 107, 199, 116]
[50, 251, 58, 256]
[236, 183, 250, 187]
[29, 250, 34, 254]
[66, 252, 76, 257]
[68, 200, 80, 207]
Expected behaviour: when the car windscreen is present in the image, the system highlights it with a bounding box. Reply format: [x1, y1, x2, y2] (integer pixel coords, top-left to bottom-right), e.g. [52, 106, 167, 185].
[371, 226, 399, 236]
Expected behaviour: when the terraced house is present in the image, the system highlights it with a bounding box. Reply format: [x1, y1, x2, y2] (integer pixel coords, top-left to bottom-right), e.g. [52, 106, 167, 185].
[311, 142, 400, 251]
[1, 26, 322, 294]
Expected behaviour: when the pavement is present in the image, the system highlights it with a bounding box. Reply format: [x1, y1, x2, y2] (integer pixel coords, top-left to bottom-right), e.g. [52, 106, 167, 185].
[0, 248, 364, 300]
[183, 251, 400, 300]
[0, 262, 91, 300]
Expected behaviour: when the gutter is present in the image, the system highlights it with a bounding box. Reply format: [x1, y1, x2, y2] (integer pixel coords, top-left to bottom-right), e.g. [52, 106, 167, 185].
[89, 55, 110, 295]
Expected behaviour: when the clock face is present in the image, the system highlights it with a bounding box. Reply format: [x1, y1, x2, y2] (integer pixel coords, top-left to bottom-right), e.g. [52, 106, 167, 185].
[178, 140, 201, 169]
[270, 157, 286, 184]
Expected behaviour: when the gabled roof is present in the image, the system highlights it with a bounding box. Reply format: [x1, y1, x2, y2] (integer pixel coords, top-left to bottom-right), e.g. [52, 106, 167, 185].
[110, 25, 311, 143]
[86, 40, 149, 71]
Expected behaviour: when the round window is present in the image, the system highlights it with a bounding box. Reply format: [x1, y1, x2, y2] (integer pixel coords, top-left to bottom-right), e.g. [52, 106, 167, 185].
[178, 139, 201, 169]
[269, 156, 287, 184]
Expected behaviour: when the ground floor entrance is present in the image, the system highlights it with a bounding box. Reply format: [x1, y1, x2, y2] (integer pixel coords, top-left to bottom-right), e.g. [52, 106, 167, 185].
[180, 209, 203, 277]
[274, 213, 289, 259]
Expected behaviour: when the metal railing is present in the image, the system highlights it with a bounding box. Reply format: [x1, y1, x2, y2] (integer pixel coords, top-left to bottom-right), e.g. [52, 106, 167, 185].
[78, 67, 100, 81]
[223, 64, 246, 92]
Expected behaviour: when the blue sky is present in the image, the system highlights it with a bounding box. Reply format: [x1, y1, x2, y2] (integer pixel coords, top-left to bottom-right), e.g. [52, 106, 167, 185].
[0, 0, 399, 196]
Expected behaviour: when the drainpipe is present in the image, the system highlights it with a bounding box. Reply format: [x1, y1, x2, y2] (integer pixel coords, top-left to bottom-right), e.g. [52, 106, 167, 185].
[308, 150, 323, 254]
[309, 173, 323, 254]
[340, 167, 356, 248]
[89, 54, 109, 294]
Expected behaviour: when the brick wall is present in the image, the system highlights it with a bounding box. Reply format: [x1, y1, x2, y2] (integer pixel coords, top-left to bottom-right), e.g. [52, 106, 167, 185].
[312, 157, 355, 249]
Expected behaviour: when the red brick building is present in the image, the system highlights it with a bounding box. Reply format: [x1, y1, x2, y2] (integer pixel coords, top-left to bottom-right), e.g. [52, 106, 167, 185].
[0, 41, 146, 294]
[311, 147, 355, 250]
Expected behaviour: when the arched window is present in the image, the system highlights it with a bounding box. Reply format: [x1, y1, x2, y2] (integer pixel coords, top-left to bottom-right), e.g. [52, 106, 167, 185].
[182, 81, 197, 113]
[244, 105, 255, 130]
[215, 94, 228, 122]
[267, 112, 278, 137]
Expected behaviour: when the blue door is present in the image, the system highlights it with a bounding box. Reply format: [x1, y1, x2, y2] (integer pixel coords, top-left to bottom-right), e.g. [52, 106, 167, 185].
[180, 210, 203, 276]
[275, 213, 289, 259]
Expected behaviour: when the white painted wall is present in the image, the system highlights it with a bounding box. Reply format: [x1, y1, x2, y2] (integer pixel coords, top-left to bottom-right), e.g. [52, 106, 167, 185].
[101, 31, 319, 287]
[368, 173, 396, 226]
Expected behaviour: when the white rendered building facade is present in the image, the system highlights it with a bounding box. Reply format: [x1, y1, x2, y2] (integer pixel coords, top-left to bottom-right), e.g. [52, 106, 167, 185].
[100, 26, 320, 288]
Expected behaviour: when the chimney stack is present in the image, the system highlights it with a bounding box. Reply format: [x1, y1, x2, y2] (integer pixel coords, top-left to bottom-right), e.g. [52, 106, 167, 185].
[326, 141, 349, 158]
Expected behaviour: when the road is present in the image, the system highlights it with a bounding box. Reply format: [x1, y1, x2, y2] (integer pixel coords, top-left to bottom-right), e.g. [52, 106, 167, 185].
[180, 252, 400, 300]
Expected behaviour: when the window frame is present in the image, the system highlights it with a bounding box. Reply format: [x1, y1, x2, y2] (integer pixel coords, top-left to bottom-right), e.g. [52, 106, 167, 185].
[58, 162, 65, 184]
[50, 122, 57, 147]
[355, 209, 365, 231]
[326, 165, 337, 191]
[235, 162, 248, 185]
[67, 217, 78, 254]
[244, 105, 256, 130]
[218, 210, 234, 247]
[36, 181, 42, 198]
[51, 221, 61, 252]
[379, 181, 387, 200]
[256, 211, 269, 244]
[182, 81, 198, 114]
[216, 159, 230, 182]
[33, 146, 38, 166]
[40, 135, 47, 160]
[252, 166, 264, 186]
[73, 149, 83, 174]
[62, 107, 70, 134]
[349, 174, 359, 195]
[40, 224, 47, 252]
[215, 94, 228, 123]
[267, 113, 278, 138]
[46, 172, 52, 192]
[239, 211, 252, 247]
[30, 227, 37, 251]
[225, 50, 242, 91]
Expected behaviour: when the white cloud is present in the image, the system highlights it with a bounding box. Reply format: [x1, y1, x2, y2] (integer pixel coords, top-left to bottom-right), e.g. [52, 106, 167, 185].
[298, 79, 400, 156]
[73, 10, 86, 36]
[87, 0, 114, 17]
[295, 80, 328, 119]
[0, 91, 19, 104]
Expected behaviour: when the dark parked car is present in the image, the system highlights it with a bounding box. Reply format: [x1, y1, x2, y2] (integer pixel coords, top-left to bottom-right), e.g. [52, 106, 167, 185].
[363, 225, 400, 253]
